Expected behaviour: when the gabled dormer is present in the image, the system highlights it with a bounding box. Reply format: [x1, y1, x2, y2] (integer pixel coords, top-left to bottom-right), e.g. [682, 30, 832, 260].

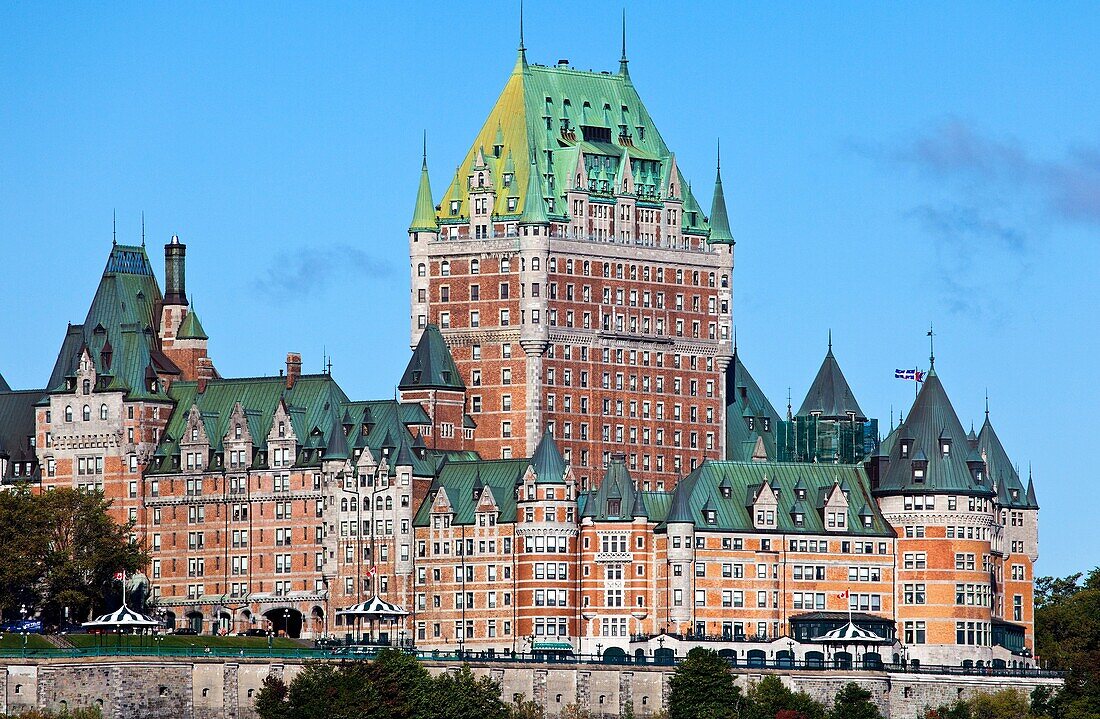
[179, 405, 209, 473]
[429, 486, 454, 526]
[752, 478, 779, 530]
[222, 402, 254, 470]
[821, 482, 849, 532]
[267, 399, 297, 469]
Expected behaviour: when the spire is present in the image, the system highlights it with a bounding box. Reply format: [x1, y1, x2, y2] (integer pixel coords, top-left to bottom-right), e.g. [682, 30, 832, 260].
[985, 390, 989, 421]
[409, 134, 437, 233]
[619, 9, 629, 76]
[516, 0, 527, 69]
[112, 209, 117, 246]
[519, 150, 550, 225]
[400, 324, 465, 391]
[827, 328, 833, 355]
[530, 430, 567, 483]
[928, 323, 936, 369]
[141, 211, 145, 247]
[177, 307, 207, 341]
[707, 140, 735, 245]
[797, 335, 865, 421]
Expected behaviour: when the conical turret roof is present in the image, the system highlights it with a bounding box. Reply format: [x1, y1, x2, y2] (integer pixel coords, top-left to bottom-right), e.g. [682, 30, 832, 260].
[399, 325, 465, 391]
[529, 430, 567, 484]
[707, 157, 734, 245]
[797, 338, 865, 421]
[877, 367, 992, 496]
[325, 415, 349, 461]
[409, 145, 437, 233]
[978, 411, 1032, 508]
[177, 308, 208, 341]
[519, 153, 550, 225]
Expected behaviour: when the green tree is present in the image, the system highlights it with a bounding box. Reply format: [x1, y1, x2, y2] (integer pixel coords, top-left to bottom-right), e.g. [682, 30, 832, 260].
[253, 674, 291, 719]
[745, 675, 824, 719]
[430, 664, 510, 719]
[509, 693, 545, 719]
[1034, 568, 1100, 718]
[827, 683, 882, 719]
[368, 648, 435, 719]
[0, 487, 50, 616]
[967, 689, 1031, 719]
[286, 662, 382, 719]
[667, 647, 743, 719]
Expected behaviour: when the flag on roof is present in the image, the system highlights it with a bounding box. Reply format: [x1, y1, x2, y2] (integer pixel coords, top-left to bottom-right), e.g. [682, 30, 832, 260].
[894, 369, 925, 382]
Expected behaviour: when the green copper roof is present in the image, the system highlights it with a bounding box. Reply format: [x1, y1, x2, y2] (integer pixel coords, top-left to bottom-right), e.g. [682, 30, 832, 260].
[707, 162, 735, 245]
[0, 372, 10, 393]
[0, 389, 43, 483]
[519, 153, 550, 225]
[797, 339, 865, 421]
[725, 349, 781, 462]
[667, 461, 893, 536]
[435, 57, 710, 234]
[326, 414, 350, 461]
[177, 308, 208, 341]
[46, 244, 173, 402]
[877, 368, 994, 497]
[978, 414, 1035, 509]
[409, 148, 437, 233]
[399, 325, 465, 391]
[529, 430, 566, 483]
[413, 458, 529, 526]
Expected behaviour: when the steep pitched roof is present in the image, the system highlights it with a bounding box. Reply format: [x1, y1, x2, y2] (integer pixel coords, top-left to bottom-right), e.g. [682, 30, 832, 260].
[877, 368, 993, 497]
[725, 349, 781, 462]
[434, 55, 710, 236]
[707, 161, 735, 245]
[413, 458, 529, 526]
[409, 147, 438, 232]
[46, 245, 172, 402]
[797, 339, 866, 421]
[589, 456, 640, 521]
[665, 461, 892, 536]
[977, 414, 1033, 509]
[0, 372, 9, 393]
[529, 430, 566, 483]
[176, 308, 208, 341]
[399, 325, 465, 391]
[519, 153, 550, 225]
[0, 389, 43, 483]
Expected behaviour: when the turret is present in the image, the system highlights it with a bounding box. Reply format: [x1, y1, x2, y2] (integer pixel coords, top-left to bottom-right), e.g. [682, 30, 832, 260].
[164, 234, 187, 306]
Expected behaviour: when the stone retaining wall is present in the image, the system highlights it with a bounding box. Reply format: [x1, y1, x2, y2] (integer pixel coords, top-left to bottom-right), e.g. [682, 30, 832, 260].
[0, 657, 1061, 719]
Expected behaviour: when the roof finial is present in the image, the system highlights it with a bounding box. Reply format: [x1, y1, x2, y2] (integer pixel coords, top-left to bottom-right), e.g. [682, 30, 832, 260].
[828, 328, 832, 353]
[733, 326, 738, 354]
[619, 8, 629, 75]
[717, 137, 721, 172]
[984, 389, 989, 420]
[112, 209, 117, 246]
[517, 0, 527, 65]
[787, 387, 793, 421]
[141, 211, 146, 246]
[422, 130, 427, 169]
[927, 323, 935, 368]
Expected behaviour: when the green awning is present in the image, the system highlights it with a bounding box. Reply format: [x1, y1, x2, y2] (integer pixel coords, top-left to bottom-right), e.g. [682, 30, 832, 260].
[532, 641, 574, 652]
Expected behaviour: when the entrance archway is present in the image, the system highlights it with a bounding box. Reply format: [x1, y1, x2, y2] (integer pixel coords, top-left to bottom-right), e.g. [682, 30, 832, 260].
[654, 647, 674, 666]
[163, 611, 177, 630]
[603, 646, 627, 664]
[747, 649, 766, 667]
[310, 606, 325, 638]
[806, 650, 825, 668]
[861, 652, 882, 669]
[834, 651, 853, 669]
[264, 608, 303, 639]
[776, 650, 794, 668]
[634, 648, 646, 664]
[185, 611, 203, 633]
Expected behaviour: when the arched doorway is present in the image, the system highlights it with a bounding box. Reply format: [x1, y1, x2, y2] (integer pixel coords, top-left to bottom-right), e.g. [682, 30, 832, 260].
[239, 609, 252, 636]
[992, 658, 1006, 669]
[310, 606, 325, 639]
[747, 649, 766, 667]
[834, 651, 853, 669]
[185, 611, 203, 633]
[861, 652, 882, 669]
[163, 611, 177, 631]
[806, 650, 824, 668]
[654, 647, 674, 666]
[603, 646, 627, 664]
[776, 650, 794, 668]
[634, 648, 646, 664]
[216, 611, 232, 636]
[264, 608, 304, 639]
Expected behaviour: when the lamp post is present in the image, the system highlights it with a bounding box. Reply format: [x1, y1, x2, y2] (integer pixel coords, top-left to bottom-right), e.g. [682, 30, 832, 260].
[596, 643, 603, 663]
[787, 638, 795, 667]
[154, 635, 164, 655]
[283, 608, 291, 640]
[21, 631, 28, 657]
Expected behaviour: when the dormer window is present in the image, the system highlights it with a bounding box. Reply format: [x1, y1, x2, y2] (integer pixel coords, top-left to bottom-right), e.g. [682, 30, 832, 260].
[503, 173, 513, 187]
[913, 467, 925, 483]
[793, 512, 805, 527]
[450, 200, 460, 216]
[704, 509, 717, 524]
[941, 439, 952, 458]
[278, 422, 286, 438]
[607, 499, 621, 516]
[796, 487, 807, 500]
[191, 428, 199, 442]
[235, 425, 242, 439]
[83, 380, 91, 395]
[762, 418, 770, 432]
[862, 515, 873, 528]
[720, 485, 731, 499]
[900, 441, 910, 459]
[746, 417, 754, 431]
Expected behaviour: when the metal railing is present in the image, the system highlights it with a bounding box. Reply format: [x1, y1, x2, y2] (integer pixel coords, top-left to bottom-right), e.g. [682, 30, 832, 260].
[0, 645, 1064, 678]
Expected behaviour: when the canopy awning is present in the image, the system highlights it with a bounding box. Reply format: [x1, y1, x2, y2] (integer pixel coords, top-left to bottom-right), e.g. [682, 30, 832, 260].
[532, 641, 574, 653]
[336, 596, 408, 620]
[812, 621, 889, 644]
[83, 604, 160, 630]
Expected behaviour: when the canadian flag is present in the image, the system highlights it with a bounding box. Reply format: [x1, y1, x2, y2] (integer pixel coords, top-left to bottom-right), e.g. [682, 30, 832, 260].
[837, 589, 850, 599]
[365, 566, 377, 579]
[113, 571, 125, 581]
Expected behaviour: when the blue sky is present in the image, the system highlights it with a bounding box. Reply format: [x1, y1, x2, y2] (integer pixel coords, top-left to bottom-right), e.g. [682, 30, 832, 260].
[1, 2, 1097, 576]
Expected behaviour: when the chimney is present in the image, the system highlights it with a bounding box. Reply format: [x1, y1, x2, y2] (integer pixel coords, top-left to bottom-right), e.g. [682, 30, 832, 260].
[196, 357, 215, 393]
[164, 235, 187, 306]
[286, 352, 302, 389]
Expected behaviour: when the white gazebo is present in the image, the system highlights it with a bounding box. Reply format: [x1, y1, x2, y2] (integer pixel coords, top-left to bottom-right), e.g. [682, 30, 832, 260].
[82, 604, 160, 634]
[812, 621, 891, 668]
[335, 596, 408, 645]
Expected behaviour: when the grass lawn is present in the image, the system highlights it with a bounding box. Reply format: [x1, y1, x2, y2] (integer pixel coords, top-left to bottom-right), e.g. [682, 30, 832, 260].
[65, 634, 304, 650]
[0, 633, 52, 650]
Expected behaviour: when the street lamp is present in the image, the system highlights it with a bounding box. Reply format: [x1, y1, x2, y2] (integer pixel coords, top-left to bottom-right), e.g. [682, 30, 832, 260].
[283, 608, 290, 640]
[21, 631, 28, 657]
[154, 636, 164, 655]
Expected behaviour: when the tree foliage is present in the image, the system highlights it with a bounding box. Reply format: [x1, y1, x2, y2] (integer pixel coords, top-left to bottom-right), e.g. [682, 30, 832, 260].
[745, 675, 825, 719]
[0, 486, 145, 624]
[827, 683, 881, 719]
[1032, 568, 1100, 718]
[254, 652, 513, 719]
[667, 647, 744, 719]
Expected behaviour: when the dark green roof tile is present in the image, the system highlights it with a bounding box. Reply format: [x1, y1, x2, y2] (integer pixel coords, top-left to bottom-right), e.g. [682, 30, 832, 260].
[399, 325, 465, 391]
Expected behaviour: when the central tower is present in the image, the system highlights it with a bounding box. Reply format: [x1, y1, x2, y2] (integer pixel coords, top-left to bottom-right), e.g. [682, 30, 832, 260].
[409, 35, 735, 489]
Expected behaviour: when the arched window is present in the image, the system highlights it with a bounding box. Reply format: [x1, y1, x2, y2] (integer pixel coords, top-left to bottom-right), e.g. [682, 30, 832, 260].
[532, 257, 540, 271]
[99, 404, 108, 420]
[375, 496, 384, 510]
[65, 406, 73, 422]
[82, 405, 91, 421]
[350, 497, 357, 512]
[470, 259, 480, 274]
[385, 496, 393, 510]
[417, 263, 426, 277]
[441, 261, 450, 276]
[340, 498, 348, 512]
[235, 425, 242, 439]
[82, 380, 91, 395]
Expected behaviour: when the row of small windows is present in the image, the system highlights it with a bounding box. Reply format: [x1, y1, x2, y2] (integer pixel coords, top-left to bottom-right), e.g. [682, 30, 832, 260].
[62, 404, 110, 422]
[418, 257, 728, 289]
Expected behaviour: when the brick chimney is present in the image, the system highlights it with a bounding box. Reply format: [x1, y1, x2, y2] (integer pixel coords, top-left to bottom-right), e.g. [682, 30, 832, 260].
[196, 357, 215, 393]
[286, 352, 302, 390]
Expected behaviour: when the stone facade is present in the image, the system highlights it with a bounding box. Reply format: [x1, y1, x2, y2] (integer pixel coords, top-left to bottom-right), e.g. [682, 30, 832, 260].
[0, 657, 1062, 719]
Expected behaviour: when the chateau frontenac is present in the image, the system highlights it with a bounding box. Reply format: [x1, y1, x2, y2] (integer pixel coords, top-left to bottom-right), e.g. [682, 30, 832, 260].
[0, 37, 1039, 671]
